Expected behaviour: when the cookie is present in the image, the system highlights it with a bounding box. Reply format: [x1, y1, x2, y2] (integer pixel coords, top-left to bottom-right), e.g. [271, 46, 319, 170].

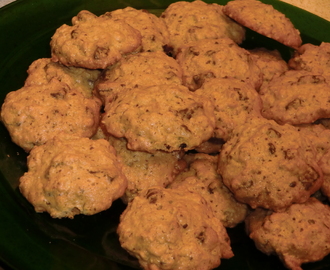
[102, 83, 216, 153]
[19, 136, 127, 218]
[1, 79, 101, 152]
[196, 77, 263, 141]
[160, 0, 245, 56]
[260, 70, 330, 125]
[169, 153, 249, 228]
[103, 7, 170, 52]
[245, 198, 330, 270]
[50, 10, 142, 69]
[24, 58, 100, 97]
[288, 42, 330, 81]
[108, 135, 186, 203]
[218, 117, 323, 211]
[117, 186, 233, 270]
[248, 48, 288, 88]
[176, 38, 262, 90]
[95, 51, 183, 104]
[223, 0, 302, 49]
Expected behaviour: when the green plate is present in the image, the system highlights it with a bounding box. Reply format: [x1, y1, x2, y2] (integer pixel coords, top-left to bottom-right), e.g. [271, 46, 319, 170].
[0, 0, 330, 269]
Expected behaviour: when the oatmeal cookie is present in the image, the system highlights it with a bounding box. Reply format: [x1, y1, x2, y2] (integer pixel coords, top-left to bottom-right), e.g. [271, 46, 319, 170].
[108, 136, 186, 203]
[248, 48, 288, 88]
[319, 150, 330, 199]
[95, 51, 183, 104]
[1, 79, 101, 152]
[19, 136, 127, 219]
[260, 70, 330, 125]
[288, 42, 330, 81]
[223, 0, 302, 49]
[245, 198, 330, 270]
[169, 153, 249, 228]
[50, 10, 142, 69]
[103, 7, 170, 52]
[160, 0, 245, 56]
[117, 186, 233, 270]
[176, 38, 262, 91]
[196, 77, 263, 141]
[24, 58, 100, 97]
[102, 84, 216, 153]
[218, 117, 323, 211]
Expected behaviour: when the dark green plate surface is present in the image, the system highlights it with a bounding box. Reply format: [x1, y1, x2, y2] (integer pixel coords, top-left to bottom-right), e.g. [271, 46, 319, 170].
[1, 0, 330, 269]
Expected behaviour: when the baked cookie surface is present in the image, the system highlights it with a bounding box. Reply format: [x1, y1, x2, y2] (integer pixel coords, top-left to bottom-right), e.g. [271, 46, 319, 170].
[95, 51, 183, 104]
[248, 48, 288, 88]
[1, 80, 101, 152]
[50, 10, 142, 69]
[19, 136, 127, 218]
[176, 38, 262, 90]
[160, 0, 245, 56]
[103, 7, 170, 52]
[260, 70, 330, 125]
[288, 42, 330, 80]
[117, 186, 233, 270]
[223, 0, 302, 49]
[196, 77, 262, 141]
[25, 58, 100, 97]
[218, 118, 323, 211]
[245, 198, 330, 270]
[102, 83, 216, 153]
[108, 136, 186, 203]
[169, 153, 249, 228]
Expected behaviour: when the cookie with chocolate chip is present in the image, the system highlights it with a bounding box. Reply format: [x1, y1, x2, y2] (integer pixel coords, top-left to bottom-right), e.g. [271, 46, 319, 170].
[1, 79, 101, 152]
[103, 7, 170, 52]
[169, 153, 249, 228]
[176, 38, 262, 91]
[160, 0, 245, 56]
[102, 83, 216, 153]
[223, 0, 302, 49]
[260, 70, 330, 125]
[19, 135, 127, 218]
[218, 117, 323, 211]
[117, 186, 233, 270]
[50, 10, 142, 69]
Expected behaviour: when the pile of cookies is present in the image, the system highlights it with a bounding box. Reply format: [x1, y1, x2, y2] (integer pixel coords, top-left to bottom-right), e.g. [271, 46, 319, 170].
[2, 0, 330, 269]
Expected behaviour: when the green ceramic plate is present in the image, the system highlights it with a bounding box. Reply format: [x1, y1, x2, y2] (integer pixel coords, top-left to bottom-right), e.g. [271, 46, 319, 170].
[1, 0, 330, 269]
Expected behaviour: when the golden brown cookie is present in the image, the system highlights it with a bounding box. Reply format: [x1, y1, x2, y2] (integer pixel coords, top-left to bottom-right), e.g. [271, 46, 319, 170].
[160, 0, 245, 56]
[296, 123, 330, 162]
[245, 198, 330, 270]
[176, 38, 262, 91]
[50, 10, 142, 69]
[108, 135, 186, 203]
[102, 84, 216, 153]
[260, 70, 330, 125]
[103, 7, 170, 52]
[117, 186, 233, 270]
[24, 58, 100, 97]
[94, 51, 183, 104]
[196, 77, 263, 141]
[218, 117, 323, 211]
[223, 0, 302, 49]
[169, 153, 249, 228]
[288, 42, 330, 81]
[19, 135, 127, 218]
[319, 150, 330, 199]
[1, 79, 101, 152]
[248, 48, 288, 88]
